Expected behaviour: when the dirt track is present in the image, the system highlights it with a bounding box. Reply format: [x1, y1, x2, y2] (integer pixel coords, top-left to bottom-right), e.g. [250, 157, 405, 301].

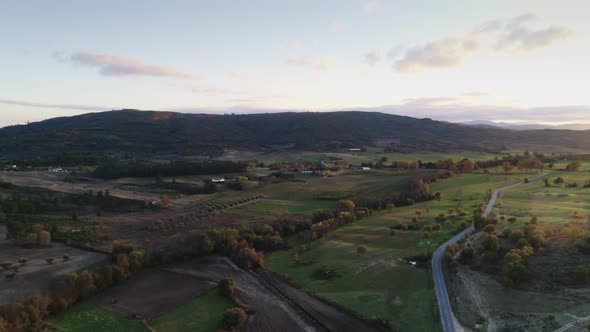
[167, 256, 382, 332]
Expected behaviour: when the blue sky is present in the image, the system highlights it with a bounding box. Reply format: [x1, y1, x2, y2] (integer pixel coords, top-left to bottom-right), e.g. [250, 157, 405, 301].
[1, 0, 589, 126]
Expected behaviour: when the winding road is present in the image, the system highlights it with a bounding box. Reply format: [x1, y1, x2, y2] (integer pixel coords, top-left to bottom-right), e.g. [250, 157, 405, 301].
[432, 172, 550, 332]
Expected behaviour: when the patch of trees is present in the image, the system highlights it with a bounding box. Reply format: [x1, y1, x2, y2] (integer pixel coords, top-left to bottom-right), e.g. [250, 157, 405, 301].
[0, 243, 146, 332]
[92, 160, 246, 179]
[565, 161, 582, 171]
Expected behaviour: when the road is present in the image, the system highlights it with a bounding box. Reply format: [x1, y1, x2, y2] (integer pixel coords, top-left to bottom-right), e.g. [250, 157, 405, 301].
[432, 172, 550, 332]
[553, 314, 590, 332]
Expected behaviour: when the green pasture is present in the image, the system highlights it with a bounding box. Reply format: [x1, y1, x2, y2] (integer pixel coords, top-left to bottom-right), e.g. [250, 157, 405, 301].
[149, 289, 233, 332]
[496, 171, 590, 227]
[266, 173, 519, 331]
[50, 302, 145, 332]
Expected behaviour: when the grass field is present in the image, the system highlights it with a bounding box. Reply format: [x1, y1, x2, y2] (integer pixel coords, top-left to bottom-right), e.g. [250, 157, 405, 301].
[495, 171, 590, 228]
[149, 289, 233, 332]
[219, 148, 510, 165]
[51, 302, 145, 332]
[242, 199, 335, 215]
[266, 173, 521, 331]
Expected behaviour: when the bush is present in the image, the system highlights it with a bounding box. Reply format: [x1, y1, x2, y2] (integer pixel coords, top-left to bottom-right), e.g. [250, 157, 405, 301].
[482, 234, 500, 252]
[219, 278, 236, 298]
[222, 307, 247, 330]
[357, 245, 368, 254]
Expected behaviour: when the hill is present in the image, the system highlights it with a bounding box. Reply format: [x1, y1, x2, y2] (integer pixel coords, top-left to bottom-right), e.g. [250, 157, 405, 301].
[1, 110, 589, 160]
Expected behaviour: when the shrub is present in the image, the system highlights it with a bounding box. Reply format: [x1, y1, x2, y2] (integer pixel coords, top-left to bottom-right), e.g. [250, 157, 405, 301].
[222, 307, 247, 330]
[357, 245, 368, 254]
[219, 278, 236, 298]
[484, 225, 495, 234]
[482, 234, 500, 252]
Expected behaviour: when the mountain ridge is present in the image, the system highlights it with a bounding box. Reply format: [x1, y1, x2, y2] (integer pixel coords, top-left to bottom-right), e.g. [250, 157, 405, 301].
[1, 109, 589, 160]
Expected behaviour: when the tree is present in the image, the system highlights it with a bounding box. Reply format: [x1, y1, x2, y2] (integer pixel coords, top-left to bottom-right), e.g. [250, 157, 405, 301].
[502, 251, 527, 287]
[483, 225, 495, 234]
[38, 231, 51, 246]
[357, 245, 368, 254]
[219, 278, 236, 298]
[222, 307, 247, 330]
[554, 177, 565, 185]
[77, 270, 96, 299]
[0, 211, 5, 224]
[45, 257, 54, 264]
[128, 250, 145, 273]
[566, 161, 582, 171]
[482, 234, 500, 252]
[337, 199, 355, 213]
[463, 159, 475, 172]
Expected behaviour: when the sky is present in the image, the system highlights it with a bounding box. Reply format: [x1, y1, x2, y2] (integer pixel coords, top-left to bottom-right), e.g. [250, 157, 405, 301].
[1, 0, 589, 127]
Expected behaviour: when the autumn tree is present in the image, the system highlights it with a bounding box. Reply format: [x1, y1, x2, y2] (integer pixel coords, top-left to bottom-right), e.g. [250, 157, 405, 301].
[463, 159, 475, 172]
[501, 162, 514, 174]
[502, 251, 528, 287]
[566, 161, 582, 171]
[222, 307, 247, 330]
[219, 278, 236, 298]
[38, 231, 51, 246]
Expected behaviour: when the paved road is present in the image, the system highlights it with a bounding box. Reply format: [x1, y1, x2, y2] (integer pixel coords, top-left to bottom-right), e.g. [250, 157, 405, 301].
[553, 314, 590, 332]
[432, 172, 550, 332]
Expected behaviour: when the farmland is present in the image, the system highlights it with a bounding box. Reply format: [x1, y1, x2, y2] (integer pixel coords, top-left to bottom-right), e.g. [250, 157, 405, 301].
[445, 169, 590, 331]
[2, 145, 589, 332]
[265, 173, 522, 331]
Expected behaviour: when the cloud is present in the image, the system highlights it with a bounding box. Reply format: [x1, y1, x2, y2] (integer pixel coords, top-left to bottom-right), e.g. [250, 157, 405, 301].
[0, 98, 111, 112]
[473, 19, 502, 34]
[393, 37, 479, 73]
[495, 24, 572, 52]
[473, 14, 572, 52]
[70, 50, 196, 80]
[287, 55, 335, 71]
[364, 51, 381, 66]
[327, 100, 590, 124]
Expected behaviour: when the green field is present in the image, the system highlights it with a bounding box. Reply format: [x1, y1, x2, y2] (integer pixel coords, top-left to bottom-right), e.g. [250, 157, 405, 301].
[223, 148, 510, 165]
[241, 199, 335, 215]
[149, 289, 233, 332]
[266, 173, 520, 331]
[51, 302, 145, 332]
[496, 171, 590, 227]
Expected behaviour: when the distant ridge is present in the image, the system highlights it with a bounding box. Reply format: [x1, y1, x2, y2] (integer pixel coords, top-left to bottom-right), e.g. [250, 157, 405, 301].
[462, 120, 590, 131]
[1, 110, 590, 159]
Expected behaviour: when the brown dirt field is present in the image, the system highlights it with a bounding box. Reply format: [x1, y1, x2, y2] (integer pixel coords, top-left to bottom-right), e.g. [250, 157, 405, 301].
[448, 265, 590, 332]
[167, 256, 383, 332]
[0, 226, 109, 304]
[93, 269, 214, 320]
[3, 171, 160, 202]
[96, 207, 268, 252]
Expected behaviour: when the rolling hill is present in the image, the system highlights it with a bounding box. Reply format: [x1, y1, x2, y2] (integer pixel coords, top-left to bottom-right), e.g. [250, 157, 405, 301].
[1, 110, 589, 160]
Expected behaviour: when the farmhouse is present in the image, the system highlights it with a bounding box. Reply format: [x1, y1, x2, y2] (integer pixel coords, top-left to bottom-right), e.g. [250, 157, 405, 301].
[211, 177, 225, 183]
[349, 148, 361, 152]
[48, 166, 64, 172]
